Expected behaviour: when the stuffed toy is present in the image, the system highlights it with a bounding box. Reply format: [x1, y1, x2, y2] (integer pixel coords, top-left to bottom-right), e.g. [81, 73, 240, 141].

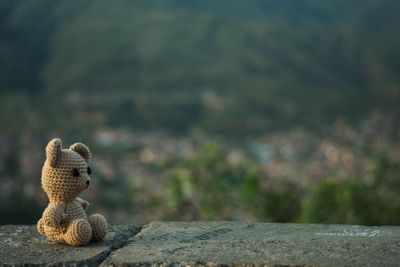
[37, 138, 108, 246]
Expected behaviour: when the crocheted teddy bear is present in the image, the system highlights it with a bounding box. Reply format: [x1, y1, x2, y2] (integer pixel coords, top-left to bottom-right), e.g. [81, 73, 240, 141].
[37, 138, 108, 246]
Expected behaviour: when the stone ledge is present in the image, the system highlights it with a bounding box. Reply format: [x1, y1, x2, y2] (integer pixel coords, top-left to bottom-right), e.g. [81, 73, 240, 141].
[0, 224, 141, 266]
[1, 222, 400, 266]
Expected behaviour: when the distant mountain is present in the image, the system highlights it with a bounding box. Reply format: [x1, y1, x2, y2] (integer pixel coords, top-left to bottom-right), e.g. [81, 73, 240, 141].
[0, 0, 399, 134]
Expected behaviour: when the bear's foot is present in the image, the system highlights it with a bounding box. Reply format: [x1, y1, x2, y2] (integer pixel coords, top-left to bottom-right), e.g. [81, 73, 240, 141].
[37, 218, 45, 236]
[64, 218, 92, 246]
[88, 214, 108, 241]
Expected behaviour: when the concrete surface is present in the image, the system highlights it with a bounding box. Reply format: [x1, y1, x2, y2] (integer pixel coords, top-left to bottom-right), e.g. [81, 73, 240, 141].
[1, 222, 400, 266]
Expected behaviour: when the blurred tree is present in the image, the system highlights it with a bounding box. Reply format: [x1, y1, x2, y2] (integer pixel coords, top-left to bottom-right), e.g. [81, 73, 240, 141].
[302, 157, 400, 225]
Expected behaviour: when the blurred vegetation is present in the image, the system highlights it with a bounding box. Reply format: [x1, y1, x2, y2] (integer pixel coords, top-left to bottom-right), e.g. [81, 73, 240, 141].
[0, 1, 399, 225]
[164, 143, 263, 219]
[160, 144, 400, 225]
[302, 158, 400, 225]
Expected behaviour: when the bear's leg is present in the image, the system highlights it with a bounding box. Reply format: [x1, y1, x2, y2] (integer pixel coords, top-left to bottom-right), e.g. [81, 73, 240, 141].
[37, 218, 45, 236]
[88, 214, 108, 242]
[63, 218, 92, 246]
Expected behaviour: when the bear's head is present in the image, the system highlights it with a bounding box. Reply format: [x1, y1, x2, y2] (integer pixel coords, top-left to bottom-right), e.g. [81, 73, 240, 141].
[42, 138, 92, 203]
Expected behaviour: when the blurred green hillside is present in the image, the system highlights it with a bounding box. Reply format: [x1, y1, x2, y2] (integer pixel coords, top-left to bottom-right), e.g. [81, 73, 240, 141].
[1, 1, 400, 225]
[1, 0, 399, 134]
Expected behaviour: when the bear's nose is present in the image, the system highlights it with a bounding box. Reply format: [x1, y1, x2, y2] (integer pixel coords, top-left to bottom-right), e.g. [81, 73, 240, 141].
[85, 180, 90, 188]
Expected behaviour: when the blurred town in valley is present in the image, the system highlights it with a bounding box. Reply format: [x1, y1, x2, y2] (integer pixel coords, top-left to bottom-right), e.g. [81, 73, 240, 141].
[1, 0, 399, 225]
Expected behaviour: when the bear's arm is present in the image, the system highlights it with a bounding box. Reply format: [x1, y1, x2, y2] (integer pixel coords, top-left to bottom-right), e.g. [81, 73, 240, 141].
[42, 203, 66, 226]
[76, 197, 90, 210]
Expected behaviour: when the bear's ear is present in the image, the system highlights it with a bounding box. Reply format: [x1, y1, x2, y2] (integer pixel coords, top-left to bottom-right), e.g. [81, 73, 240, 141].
[46, 138, 62, 167]
[70, 143, 91, 163]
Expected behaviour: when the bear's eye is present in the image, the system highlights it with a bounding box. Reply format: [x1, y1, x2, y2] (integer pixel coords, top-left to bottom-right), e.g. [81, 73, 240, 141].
[72, 168, 80, 177]
[87, 167, 91, 175]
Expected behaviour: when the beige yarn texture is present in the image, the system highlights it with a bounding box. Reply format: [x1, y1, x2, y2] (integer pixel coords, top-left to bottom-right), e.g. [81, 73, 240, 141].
[37, 138, 108, 246]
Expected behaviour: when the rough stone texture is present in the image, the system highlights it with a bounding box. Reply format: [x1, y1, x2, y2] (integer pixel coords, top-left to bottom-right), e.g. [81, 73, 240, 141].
[0, 224, 141, 266]
[1, 222, 400, 266]
[103, 221, 400, 267]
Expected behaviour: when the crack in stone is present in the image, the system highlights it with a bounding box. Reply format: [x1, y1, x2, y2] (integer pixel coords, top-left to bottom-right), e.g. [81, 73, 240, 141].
[91, 225, 143, 266]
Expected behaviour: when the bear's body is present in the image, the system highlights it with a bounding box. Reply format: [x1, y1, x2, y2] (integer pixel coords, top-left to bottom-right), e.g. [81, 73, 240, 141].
[37, 138, 107, 246]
